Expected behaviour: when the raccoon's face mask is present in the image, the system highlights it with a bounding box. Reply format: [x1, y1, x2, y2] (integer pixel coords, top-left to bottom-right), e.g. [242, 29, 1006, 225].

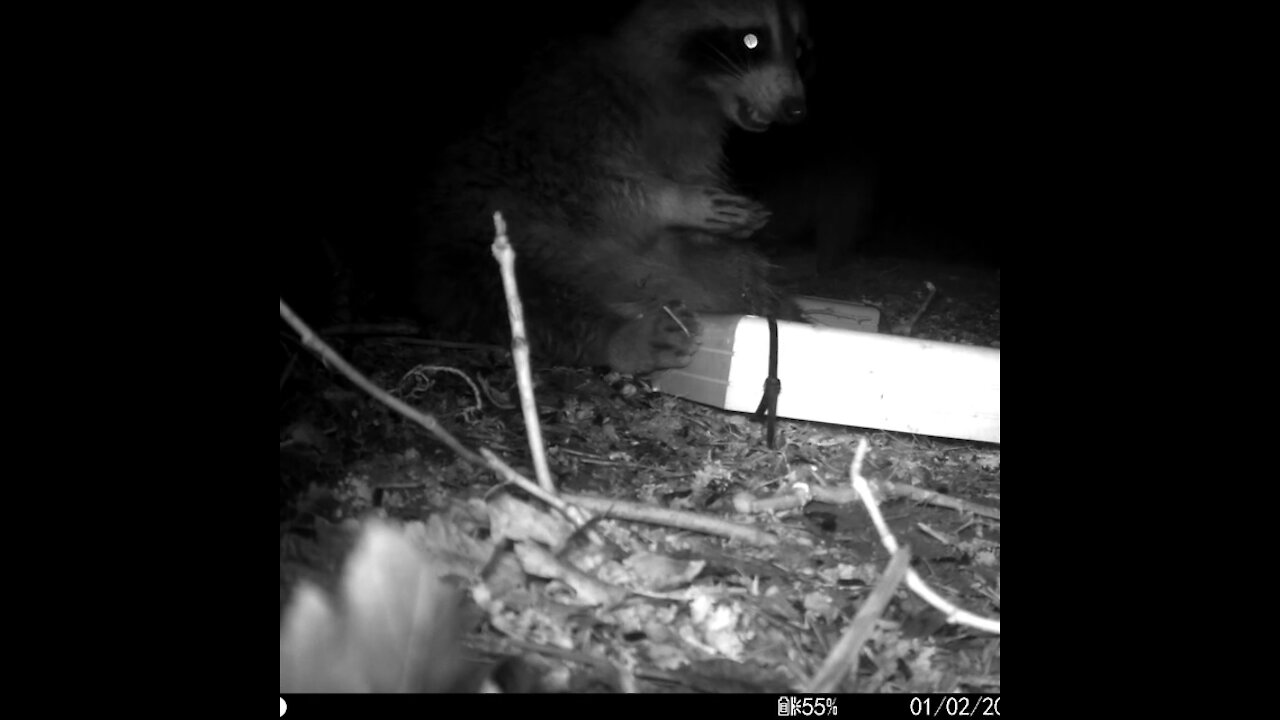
[684, 19, 811, 132]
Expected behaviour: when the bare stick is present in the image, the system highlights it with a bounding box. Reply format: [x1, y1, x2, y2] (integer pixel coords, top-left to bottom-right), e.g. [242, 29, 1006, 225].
[480, 449, 591, 528]
[562, 493, 780, 547]
[279, 298, 485, 466]
[490, 212, 556, 493]
[804, 544, 912, 692]
[750, 479, 999, 521]
[892, 281, 938, 336]
[847, 438, 1000, 635]
[733, 474, 999, 521]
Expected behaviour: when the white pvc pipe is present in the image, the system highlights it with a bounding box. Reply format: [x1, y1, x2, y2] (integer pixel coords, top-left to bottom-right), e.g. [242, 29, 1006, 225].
[652, 314, 1000, 444]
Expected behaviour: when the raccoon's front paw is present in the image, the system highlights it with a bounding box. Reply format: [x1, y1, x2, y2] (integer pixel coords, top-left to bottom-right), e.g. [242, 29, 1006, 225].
[606, 301, 701, 374]
[657, 184, 770, 236]
[695, 187, 771, 236]
[723, 196, 772, 239]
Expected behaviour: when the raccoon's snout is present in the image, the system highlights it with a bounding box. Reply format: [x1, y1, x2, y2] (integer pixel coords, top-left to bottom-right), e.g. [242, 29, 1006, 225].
[778, 95, 806, 124]
[733, 93, 806, 131]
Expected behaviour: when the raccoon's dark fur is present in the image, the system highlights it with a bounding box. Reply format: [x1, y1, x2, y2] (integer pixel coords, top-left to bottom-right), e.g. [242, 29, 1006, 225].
[413, 0, 812, 374]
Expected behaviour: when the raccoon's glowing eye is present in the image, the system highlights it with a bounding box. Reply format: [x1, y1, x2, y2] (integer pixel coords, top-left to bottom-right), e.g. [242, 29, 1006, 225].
[742, 33, 759, 50]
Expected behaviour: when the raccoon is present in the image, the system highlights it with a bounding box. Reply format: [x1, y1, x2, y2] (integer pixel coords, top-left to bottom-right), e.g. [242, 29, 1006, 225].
[413, 0, 812, 374]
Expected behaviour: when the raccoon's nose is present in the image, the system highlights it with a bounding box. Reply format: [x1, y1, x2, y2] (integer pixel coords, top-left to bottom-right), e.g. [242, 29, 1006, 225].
[779, 95, 807, 124]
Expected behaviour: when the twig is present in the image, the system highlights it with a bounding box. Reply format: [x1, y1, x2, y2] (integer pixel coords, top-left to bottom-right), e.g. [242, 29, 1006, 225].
[880, 480, 999, 520]
[279, 298, 485, 467]
[552, 447, 688, 474]
[733, 477, 999, 521]
[828, 480, 998, 520]
[562, 494, 779, 546]
[491, 212, 556, 494]
[480, 449, 591, 528]
[281, 300, 563, 522]
[804, 544, 912, 692]
[892, 281, 938, 336]
[846, 438, 1000, 635]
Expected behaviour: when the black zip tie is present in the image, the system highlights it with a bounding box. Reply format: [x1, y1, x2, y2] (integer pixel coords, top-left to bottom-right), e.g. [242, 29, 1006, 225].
[752, 315, 781, 448]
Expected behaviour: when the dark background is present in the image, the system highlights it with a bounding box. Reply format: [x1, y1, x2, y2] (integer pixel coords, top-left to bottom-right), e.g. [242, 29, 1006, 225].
[289, 1, 1004, 318]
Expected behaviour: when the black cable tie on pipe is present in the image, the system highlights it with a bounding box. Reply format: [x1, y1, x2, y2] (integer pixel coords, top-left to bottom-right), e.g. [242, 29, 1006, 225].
[752, 316, 781, 448]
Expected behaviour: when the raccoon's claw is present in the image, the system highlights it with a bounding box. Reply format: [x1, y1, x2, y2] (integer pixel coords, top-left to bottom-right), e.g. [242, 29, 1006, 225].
[726, 202, 772, 238]
[606, 301, 701, 374]
[704, 191, 771, 236]
[654, 183, 769, 237]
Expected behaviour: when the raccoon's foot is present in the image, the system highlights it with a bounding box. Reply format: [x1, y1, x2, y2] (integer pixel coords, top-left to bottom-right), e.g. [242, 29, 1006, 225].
[656, 184, 771, 236]
[606, 300, 701, 374]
